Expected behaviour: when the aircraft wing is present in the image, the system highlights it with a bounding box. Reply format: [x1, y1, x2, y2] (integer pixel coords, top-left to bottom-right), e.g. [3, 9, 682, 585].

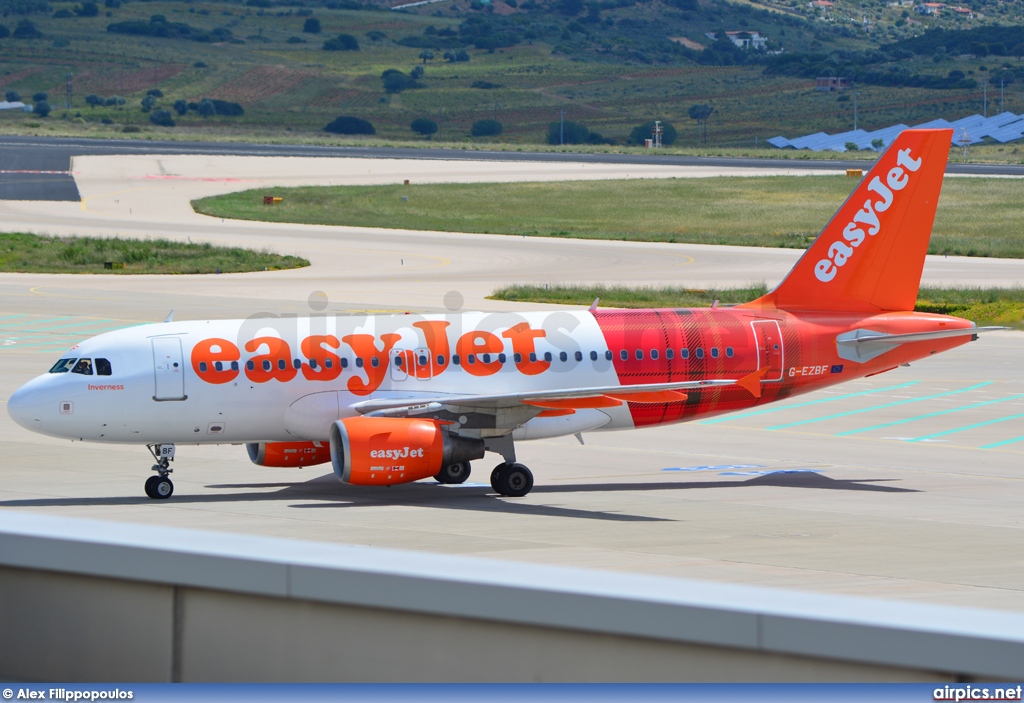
[351, 377, 752, 417]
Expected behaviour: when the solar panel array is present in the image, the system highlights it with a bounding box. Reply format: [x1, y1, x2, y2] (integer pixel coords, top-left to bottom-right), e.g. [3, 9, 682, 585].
[768, 112, 1024, 151]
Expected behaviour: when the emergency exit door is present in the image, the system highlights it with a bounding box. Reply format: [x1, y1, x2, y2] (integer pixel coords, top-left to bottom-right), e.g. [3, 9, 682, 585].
[152, 337, 187, 401]
[750, 320, 784, 382]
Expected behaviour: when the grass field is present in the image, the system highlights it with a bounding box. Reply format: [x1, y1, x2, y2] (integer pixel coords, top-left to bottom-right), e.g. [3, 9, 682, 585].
[193, 175, 1024, 258]
[490, 283, 1024, 327]
[0, 233, 309, 274]
[1, 0, 1022, 146]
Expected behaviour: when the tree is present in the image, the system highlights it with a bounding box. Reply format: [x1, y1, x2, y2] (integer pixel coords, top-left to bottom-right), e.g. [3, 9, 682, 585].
[32, 91, 47, 102]
[845, 142, 859, 152]
[323, 115, 375, 135]
[871, 138, 885, 151]
[33, 100, 50, 117]
[149, 109, 175, 127]
[146, 88, 163, 97]
[172, 99, 188, 116]
[443, 49, 470, 62]
[85, 94, 103, 108]
[629, 119, 677, 146]
[382, 69, 409, 93]
[13, 19, 42, 39]
[303, 17, 320, 34]
[323, 33, 359, 51]
[105, 96, 125, 107]
[0, 25, 9, 40]
[547, 120, 589, 145]
[140, 94, 156, 112]
[75, 1, 99, 16]
[410, 65, 424, 80]
[418, 49, 434, 64]
[410, 117, 438, 138]
[5, 90, 20, 103]
[471, 118, 502, 137]
[687, 104, 713, 144]
[197, 99, 215, 117]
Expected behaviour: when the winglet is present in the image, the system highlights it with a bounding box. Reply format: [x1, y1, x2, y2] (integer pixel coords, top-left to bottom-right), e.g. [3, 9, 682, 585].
[736, 368, 768, 398]
[589, 298, 599, 312]
[164, 310, 174, 323]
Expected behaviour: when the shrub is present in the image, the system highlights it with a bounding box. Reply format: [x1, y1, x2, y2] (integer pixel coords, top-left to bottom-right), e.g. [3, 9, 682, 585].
[303, 17, 320, 33]
[146, 88, 164, 98]
[76, 1, 99, 16]
[5, 90, 20, 103]
[172, 99, 187, 115]
[845, 142, 859, 151]
[410, 117, 438, 137]
[33, 100, 50, 117]
[32, 91, 47, 102]
[149, 109, 175, 127]
[197, 99, 215, 117]
[323, 115, 375, 135]
[547, 120, 589, 145]
[382, 69, 409, 93]
[471, 118, 502, 137]
[85, 94, 103, 107]
[323, 33, 358, 51]
[13, 19, 43, 38]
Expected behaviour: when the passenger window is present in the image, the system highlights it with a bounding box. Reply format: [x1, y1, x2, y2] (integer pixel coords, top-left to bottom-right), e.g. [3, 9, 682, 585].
[213, 361, 222, 372]
[575, 351, 583, 362]
[437, 355, 446, 365]
[292, 359, 301, 369]
[696, 348, 705, 359]
[355, 358, 364, 368]
[651, 349, 659, 360]
[559, 351, 567, 362]
[635, 349, 643, 360]
[726, 347, 734, 358]
[529, 352, 537, 363]
[666, 349, 674, 359]
[681, 349, 690, 359]
[49, 358, 76, 374]
[544, 352, 553, 362]
[620, 350, 628, 361]
[371, 357, 379, 368]
[605, 351, 613, 360]
[515, 353, 523, 363]
[499, 353, 507, 363]
[231, 361, 239, 372]
[590, 351, 598, 361]
[340, 358, 349, 368]
[95, 358, 112, 376]
[246, 360, 255, 371]
[262, 360, 272, 371]
[309, 359, 318, 369]
[71, 358, 94, 375]
[324, 358, 333, 369]
[199, 362, 208, 373]
[277, 359, 287, 370]
[467, 354, 476, 364]
[711, 348, 719, 359]
[482, 354, 490, 364]
[418, 355, 427, 366]
[452, 354, 461, 365]
[394, 356, 403, 367]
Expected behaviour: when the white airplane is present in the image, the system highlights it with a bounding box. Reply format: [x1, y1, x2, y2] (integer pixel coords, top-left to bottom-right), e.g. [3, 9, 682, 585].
[6, 129, 998, 499]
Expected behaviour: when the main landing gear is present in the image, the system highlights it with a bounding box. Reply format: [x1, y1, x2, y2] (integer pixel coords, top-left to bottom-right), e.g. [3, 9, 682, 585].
[490, 463, 534, 498]
[145, 443, 175, 500]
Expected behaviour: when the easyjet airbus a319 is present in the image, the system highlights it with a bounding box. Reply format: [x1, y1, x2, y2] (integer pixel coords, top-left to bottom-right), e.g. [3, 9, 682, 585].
[7, 129, 1001, 499]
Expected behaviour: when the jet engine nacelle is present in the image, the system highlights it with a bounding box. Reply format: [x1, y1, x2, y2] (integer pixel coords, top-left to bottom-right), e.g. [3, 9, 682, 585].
[246, 441, 332, 468]
[329, 417, 485, 486]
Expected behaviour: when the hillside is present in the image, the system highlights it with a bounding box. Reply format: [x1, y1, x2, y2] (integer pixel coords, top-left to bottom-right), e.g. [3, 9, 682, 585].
[1, 0, 1023, 146]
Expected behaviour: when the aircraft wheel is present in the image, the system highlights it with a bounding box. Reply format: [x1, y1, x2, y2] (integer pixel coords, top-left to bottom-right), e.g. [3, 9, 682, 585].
[435, 461, 471, 484]
[490, 463, 508, 493]
[144, 475, 159, 499]
[152, 476, 174, 500]
[495, 463, 533, 498]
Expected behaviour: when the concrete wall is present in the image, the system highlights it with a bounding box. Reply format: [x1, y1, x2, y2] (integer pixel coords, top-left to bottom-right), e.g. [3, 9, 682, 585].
[1, 512, 1022, 682]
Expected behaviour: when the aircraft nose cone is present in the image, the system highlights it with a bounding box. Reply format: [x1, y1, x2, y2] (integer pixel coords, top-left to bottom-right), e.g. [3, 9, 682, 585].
[7, 382, 41, 431]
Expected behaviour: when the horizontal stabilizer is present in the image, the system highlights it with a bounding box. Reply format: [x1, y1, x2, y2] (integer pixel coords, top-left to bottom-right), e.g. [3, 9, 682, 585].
[836, 326, 1004, 363]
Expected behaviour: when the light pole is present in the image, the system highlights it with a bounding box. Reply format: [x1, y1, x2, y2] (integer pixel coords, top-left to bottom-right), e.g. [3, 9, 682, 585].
[560, 109, 564, 145]
[853, 91, 860, 131]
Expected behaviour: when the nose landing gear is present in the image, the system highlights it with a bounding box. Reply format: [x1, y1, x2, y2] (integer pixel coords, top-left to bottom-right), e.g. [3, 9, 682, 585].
[145, 443, 175, 500]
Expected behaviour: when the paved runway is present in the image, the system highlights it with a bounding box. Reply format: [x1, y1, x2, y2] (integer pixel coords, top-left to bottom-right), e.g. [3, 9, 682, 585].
[0, 140, 1023, 614]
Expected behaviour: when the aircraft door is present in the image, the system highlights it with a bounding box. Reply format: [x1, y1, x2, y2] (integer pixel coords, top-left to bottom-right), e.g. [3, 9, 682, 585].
[390, 349, 410, 382]
[152, 337, 187, 401]
[750, 320, 784, 382]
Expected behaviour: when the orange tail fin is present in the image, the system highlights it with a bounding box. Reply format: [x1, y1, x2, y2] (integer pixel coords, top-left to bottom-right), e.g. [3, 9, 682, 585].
[741, 128, 953, 313]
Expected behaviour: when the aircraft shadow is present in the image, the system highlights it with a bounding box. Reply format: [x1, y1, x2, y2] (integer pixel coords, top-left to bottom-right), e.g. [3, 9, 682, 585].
[0, 470, 915, 523]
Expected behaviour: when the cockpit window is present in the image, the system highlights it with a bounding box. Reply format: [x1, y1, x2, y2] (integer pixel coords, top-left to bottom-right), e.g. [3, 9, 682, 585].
[49, 358, 76, 374]
[71, 358, 94, 376]
[95, 358, 112, 376]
